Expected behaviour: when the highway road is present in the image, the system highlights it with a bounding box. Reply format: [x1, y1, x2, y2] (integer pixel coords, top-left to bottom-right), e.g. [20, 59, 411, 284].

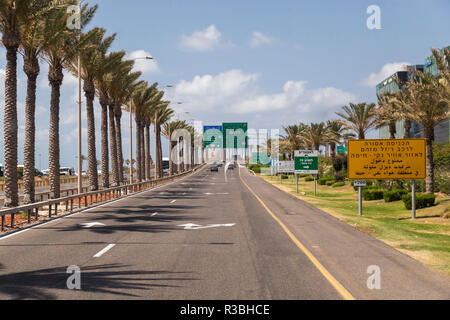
[0, 164, 448, 300]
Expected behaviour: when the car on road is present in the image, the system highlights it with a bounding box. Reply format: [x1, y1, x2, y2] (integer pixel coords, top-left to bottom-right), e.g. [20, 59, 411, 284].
[210, 165, 219, 172]
[227, 163, 234, 170]
[215, 161, 223, 167]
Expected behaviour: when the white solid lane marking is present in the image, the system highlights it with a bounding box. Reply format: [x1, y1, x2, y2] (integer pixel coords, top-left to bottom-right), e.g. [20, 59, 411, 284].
[151, 212, 158, 217]
[170, 200, 177, 203]
[93, 244, 116, 258]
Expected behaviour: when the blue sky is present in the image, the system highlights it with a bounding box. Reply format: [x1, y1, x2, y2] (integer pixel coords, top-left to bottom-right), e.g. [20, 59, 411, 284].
[0, 0, 449, 169]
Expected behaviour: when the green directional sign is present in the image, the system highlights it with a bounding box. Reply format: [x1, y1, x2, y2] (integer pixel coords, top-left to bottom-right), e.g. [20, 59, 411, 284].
[223, 123, 248, 149]
[203, 126, 223, 149]
[294, 150, 319, 174]
[337, 145, 347, 154]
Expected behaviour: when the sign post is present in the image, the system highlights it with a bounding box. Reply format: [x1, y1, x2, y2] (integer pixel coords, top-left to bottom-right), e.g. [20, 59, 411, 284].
[348, 139, 426, 219]
[411, 180, 416, 219]
[296, 174, 299, 193]
[354, 180, 367, 216]
[294, 150, 319, 196]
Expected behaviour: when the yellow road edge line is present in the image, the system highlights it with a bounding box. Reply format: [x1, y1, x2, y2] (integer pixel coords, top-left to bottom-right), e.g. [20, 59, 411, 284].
[239, 167, 356, 300]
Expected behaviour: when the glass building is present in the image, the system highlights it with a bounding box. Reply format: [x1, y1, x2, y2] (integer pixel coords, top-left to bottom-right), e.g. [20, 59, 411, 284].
[377, 46, 449, 143]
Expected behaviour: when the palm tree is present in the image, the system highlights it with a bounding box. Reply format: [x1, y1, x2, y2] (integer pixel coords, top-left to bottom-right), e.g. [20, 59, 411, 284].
[280, 124, 305, 158]
[106, 59, 141, 183]
[67, 27, 115, 191]
[301, 122, 329, 151]
[93, 51, 124, 188]
[336, 102, 377, 139]
[162, 120, 187, 175]
[154, 103, 173, 178]
[326, 120, 354, 163]
[0, 0, 57, 206]
[375, 93, 402, 139]
[19, 6, 47, 203]
[131, 82, 160, 181]
[395, 69, 449, 194]
[41, 3, 96, 199]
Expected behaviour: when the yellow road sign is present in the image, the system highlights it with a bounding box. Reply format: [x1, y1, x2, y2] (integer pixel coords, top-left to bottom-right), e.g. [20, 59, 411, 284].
[348, 139, 426, 180]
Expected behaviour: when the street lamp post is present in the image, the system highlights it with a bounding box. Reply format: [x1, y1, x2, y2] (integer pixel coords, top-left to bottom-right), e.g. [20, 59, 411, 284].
[77, 0, 82, 194]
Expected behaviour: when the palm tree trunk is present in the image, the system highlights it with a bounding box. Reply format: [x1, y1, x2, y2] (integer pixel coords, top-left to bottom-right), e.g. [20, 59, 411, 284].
[389, 120, 396, 139]
[140, 125, 145, 179]
[191, 145, 195, 169]
[100, 101, 109, 188]
[109, 105, 119, 186]
[84, 80, 99, 191]
[424, 126, 435, 194]
[23, 56, 39, 203]
[135, 118, 142, 182]
[3, 38, 19, 207]
[330, 142, 336, 166]
[155, 124, 162, 178]
[48, 63, 64, 199]
[145, 125, 150, 180]
[404, 119, 411, 139]
[169, 138, 175, 176]
[114, 107, 124, 182]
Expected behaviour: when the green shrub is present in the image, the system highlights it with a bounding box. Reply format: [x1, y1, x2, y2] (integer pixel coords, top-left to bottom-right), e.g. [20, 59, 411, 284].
[305, 176, 315, 182]
[281, 174, 289, 180]
[332, 182, 345, 187]
[318, 177, 334, 185]
[402, 194, 436, 210]
[252, 167, 261, 174]
[326, 180, 335, 186]
[362, 189, 384, 201]
[298, 174, 309, 178]
[383, 189, 408, 203]
[353, 184, 377, 192]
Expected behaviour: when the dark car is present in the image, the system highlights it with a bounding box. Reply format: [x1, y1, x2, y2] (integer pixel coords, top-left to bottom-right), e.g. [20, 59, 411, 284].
[210, 166, 219, 172]
[228, 163, 234, 170]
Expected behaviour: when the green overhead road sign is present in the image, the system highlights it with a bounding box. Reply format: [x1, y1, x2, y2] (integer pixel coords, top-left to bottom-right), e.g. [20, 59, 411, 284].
[203, 126, 223, 149]
[294, 150, 319, 174]
[223, 123, 248, 149]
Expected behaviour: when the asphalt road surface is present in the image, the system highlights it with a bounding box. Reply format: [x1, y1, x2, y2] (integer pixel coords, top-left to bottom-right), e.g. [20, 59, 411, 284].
[0, 164, 448, 300]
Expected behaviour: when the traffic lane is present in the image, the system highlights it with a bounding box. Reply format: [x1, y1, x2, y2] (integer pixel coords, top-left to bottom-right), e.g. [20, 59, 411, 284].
[0, 168, 208, 299]
[55, 166, 341, 299]
[241, 169, 450, 300]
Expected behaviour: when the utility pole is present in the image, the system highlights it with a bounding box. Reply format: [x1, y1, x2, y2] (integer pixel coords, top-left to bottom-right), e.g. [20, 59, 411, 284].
[77, 0, 82, 194]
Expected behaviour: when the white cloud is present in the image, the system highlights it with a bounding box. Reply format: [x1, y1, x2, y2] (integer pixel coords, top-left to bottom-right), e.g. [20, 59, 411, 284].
[126, 50, 160, 74]
[173, 69, 259, 112]
[359, 62, 410, 87]
[170, 69, 359, 126]
[179, 25, 222, 52]
[249, 31, 276, 47]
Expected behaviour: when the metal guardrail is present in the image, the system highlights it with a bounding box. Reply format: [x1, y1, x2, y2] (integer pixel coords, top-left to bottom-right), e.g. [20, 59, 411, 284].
[0, 176, 91, 192]
[0, 164, 205, 232]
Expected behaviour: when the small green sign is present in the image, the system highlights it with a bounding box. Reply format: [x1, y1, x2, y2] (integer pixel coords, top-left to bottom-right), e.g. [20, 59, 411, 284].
[337, 145, 347, 154]
[294, 150, 319, 174]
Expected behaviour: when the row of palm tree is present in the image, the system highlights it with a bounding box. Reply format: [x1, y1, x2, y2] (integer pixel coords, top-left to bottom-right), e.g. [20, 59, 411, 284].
[280, 120, 354, 164]
[279, 48, 449, 194]
[0, 1, 194, 207]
